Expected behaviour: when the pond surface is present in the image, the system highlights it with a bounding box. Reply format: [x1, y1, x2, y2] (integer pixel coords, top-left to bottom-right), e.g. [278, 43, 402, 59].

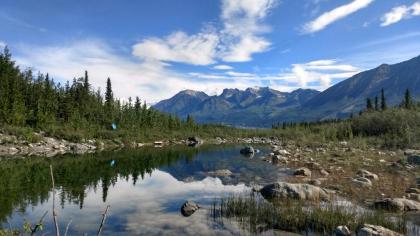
[0, 144, 290, 235]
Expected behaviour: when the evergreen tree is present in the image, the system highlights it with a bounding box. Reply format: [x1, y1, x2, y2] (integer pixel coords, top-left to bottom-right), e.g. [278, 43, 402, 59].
[403, 88, 412, 109]
[366, 98, 373, 111]
[380, 89, 387, 111]
[105, 77, 113, 116]
[374, 96, 379, 110]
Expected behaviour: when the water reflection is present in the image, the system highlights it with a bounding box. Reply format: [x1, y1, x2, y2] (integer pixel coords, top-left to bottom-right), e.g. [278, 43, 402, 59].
[0, 144, 278, 235]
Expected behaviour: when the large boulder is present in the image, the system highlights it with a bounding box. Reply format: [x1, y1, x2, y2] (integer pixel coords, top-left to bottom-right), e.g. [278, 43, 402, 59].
[357, 224, 403, 236]
[260, 182, 330, 201]
[294, 167, 311, 177]
[407, 155, 420, 165]
[357, 169, 379, 180]
[180, 201, 200, 217]
[373, 198, 420, 212]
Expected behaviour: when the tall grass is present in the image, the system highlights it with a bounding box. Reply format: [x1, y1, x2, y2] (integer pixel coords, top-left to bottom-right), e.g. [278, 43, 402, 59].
[211, 193, 407, 234]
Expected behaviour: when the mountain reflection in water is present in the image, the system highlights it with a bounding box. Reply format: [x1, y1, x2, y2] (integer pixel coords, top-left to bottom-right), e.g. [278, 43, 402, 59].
[0, 144, 283, 235]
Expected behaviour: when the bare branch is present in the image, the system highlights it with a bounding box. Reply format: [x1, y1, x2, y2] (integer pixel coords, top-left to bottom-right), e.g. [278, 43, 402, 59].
[64, 219, 73, 236]
[96, 205, 110, 236]
[50, 165, 60, 236]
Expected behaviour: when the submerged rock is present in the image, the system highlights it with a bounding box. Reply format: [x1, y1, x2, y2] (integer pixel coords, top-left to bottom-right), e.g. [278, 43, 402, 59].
[180, 201, 200, 217]
[373, 198, 420, 212]
[240, 146, 255, 154]
[260, 182, 329, 201]
[294, 167, 311, 177]
[407, 155, 420, 165]
[357, 224, 403, 236]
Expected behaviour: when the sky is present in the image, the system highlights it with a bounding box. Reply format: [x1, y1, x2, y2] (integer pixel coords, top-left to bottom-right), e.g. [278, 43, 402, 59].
[1, 0, 420, 103]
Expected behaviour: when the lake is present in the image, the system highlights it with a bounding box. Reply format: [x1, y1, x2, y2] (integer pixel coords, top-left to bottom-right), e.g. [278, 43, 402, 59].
[0, 144, 290, 235]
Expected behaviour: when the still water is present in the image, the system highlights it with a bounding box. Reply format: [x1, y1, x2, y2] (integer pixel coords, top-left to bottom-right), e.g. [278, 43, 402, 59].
[0, 144, 289, 235]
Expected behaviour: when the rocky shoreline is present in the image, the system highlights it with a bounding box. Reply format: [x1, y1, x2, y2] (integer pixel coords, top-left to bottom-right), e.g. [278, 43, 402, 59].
[0, 132, 281, 158]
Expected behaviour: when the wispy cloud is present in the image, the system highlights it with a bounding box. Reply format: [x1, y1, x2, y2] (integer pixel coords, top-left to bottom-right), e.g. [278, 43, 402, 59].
[132, 0, 277, 66]
[302, 0, 374, 34]
[212, 65, 233, 70]
[0, 41, 5, 48]
[380, 1, 420, 27]
[0, 11, 47, 32]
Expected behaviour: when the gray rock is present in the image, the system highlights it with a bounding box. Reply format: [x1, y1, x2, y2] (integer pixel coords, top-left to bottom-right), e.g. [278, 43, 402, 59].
[181, 201, 200, 217]
[352, 177, 372, 188]
[272, 155, 287, 164]
[308, 179, 322, 186]
[357, 169, 379, 180]
[187, 136, 203, 146]
[294, 167, 311, 177]
[373, 198, 420, 212]
[320, 169, 329, 176]
[273, 149, 290, 155]
[260, 182, 330, 201]
[357, 224, 403, 236]
[335, 225, 351, 236]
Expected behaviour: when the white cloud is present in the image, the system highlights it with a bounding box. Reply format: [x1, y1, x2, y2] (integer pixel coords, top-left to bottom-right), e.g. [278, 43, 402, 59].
[132, 0, 277, 65]
[380, 2, 420, 26]
[0, 41, 5, 48]
[212, 64, 233, 70]
[303, 0, 374, 33]
[225, 71, 255, 77]
[132, 30, 219, 66]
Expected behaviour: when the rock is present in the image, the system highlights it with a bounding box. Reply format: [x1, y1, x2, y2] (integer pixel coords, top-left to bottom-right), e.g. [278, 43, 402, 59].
[180, 201, 200, 217]
[404, 149, 420, 156]
[373, 198, 420, 212]
[406, 187, 419, 194]
[357, 169, 379, 180]
[352, 177, 372, 188]
[294, 167, 311, 177]
[357, 224, 403, 236]
[273, 149, 290, 155]
[335, 225, 351, 236]
[406, 193, 420, 201]
[308, 179, 322, 186]
[187, 136, 203, 146]
[272, 155, 287, 164]
[260, 182, 330, 201]
[407, 155, 420, 165]
[320, 169, 329, 176]
[251, 185, 263, 192]
[207, 169, 232, 177]
[240, 146, 255, 154]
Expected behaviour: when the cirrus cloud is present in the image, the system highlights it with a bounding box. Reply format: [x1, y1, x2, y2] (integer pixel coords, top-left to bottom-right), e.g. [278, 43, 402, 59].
[302, 0, 374, 34]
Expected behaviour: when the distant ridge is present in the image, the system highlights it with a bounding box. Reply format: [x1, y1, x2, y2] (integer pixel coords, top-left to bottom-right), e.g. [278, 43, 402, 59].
[154, 55, 420, 127]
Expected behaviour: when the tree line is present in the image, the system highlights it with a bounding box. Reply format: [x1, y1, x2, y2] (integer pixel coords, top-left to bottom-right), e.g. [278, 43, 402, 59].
[0, 47, 194, 135]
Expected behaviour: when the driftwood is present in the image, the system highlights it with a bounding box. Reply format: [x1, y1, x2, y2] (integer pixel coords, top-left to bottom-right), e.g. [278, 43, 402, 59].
[64, 219, 73, 236]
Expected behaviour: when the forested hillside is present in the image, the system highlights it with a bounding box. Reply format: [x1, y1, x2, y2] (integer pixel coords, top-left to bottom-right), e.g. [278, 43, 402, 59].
[0, 47, 192, 140]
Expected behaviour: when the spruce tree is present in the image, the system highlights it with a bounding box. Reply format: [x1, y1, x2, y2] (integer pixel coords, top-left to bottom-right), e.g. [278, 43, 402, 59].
[380, 89, 387, 111]
[374, 96, 379, 110]
[403, 88, 412, 109]
[366, 98, 373, 111]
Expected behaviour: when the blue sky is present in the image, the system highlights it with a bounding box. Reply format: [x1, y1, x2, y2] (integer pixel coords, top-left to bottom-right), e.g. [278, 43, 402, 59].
[1, 0, 420, 102]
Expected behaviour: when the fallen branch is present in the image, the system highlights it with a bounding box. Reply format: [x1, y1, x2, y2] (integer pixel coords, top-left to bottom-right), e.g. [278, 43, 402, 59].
[96, 205, 110, 236]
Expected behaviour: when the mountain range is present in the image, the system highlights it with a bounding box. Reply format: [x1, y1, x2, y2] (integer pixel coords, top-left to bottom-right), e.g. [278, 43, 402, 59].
[154, 55, 420, 127]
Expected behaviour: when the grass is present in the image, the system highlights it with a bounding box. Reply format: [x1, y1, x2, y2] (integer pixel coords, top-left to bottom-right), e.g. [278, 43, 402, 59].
[211, 193, 407, 235]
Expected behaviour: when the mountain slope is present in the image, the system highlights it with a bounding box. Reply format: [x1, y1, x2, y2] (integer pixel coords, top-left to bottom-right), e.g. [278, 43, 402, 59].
[302, 55, 420, 119]
[154, 55, 420, 127]
[154, 87, 320, 126]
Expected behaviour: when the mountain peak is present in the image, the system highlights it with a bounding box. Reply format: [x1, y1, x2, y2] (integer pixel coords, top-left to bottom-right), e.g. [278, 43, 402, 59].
[178, 89, 207, 97]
